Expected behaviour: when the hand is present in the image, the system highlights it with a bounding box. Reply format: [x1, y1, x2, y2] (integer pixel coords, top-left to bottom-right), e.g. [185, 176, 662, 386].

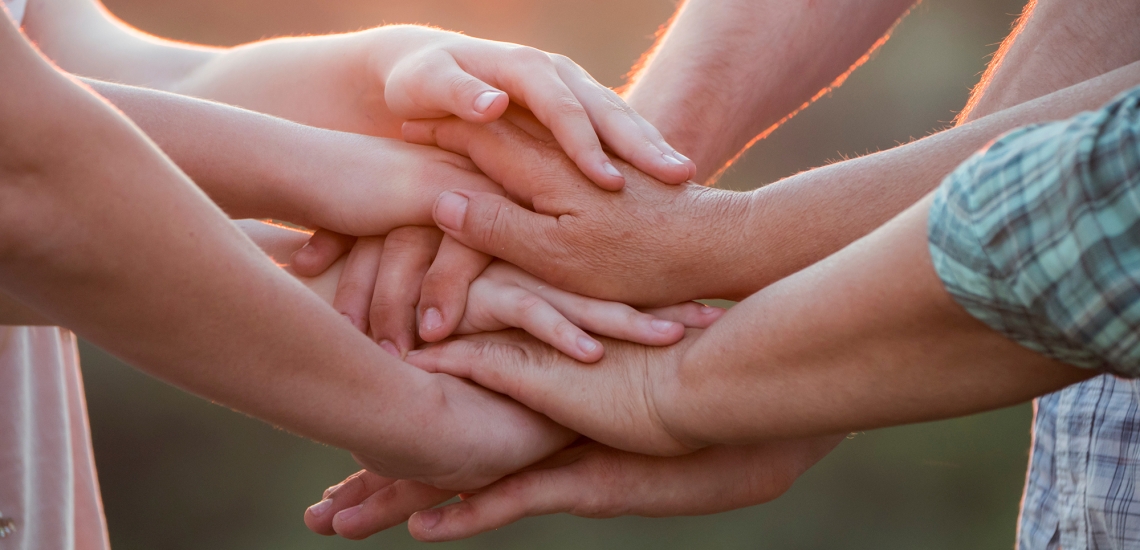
[305, 437, 843, 541]
[403, 109, 754, 306]
[366, 25, 695, 190]
[407, 329, 704, 456]
[300, 226, 725, 360]
[273, 134, 504, 238]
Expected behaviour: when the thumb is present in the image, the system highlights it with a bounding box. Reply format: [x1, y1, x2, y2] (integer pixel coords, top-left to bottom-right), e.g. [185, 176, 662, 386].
[386, 53, 509, 123]
[433, 190, 568, 283]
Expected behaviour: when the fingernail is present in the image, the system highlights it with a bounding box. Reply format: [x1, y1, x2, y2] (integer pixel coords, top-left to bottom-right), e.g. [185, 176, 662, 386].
[407, 349, 423, 357]
[379, 340, 400, 357]
[662, 152, 685, 166]
[416, 509, 442, 530]
[435, 192, 468, 231]
[421, 307, 443, 333]
[671, 150, 692, 164]
[701, 305, 718, 314]
[308, 499, 333, 518]
[335, 504, 362, 523]
[650, 319, 678, 334]
[577, 336, 599, 355]
[603, 161, 622, 178]
[473, 90, 504, 114]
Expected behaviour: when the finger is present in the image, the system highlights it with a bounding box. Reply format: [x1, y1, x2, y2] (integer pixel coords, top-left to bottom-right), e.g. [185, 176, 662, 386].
[505, 272, 684, 346]
[417, 237, 491, 343]
[641, 302, 727, 329]
[479, 285, 603, 363]
[486, 51, 625, 191]
[433, 191, 569, 286]
[405, 116, 586, 206]
[369, 227, 443, 356]
[408, 468, 578, 542]
[405, 334, 534, 397]
[545, 295, 685, 347]
[554, 57, 695, 184]
[291, 229, 356, 277]
[333, 237, 386, 333]
[332, 480, 457, 540]
[305, 470, 395, 536]
[386, 51, 509, 124]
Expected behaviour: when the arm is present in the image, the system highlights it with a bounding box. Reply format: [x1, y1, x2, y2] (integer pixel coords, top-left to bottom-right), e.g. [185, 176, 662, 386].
[0, 17, 572, 490]
[409, 88, 1140, 453]
[402, 62, 1140, 306]
[623, 0, 917, 181]
[80, 79, 501, 235]
[959, 0, 1140, 123]
[24, 0, 692, 188]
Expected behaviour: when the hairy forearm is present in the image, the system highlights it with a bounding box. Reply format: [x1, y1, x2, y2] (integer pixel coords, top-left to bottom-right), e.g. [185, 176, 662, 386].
[667, 195, 1091, 446]
[703, 61, 1140, 301]
[623, 0, 916, 181]
[961, 0, 1140, 123]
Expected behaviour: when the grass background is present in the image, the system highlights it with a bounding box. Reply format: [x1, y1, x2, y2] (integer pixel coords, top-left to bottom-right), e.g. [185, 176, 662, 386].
[83, 0, 1032, 547]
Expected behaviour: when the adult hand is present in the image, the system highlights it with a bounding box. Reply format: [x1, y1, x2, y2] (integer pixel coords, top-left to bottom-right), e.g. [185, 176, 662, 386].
[403, 110, 755, 306]
[305, 436, 842, 541]
[368, 25, 695, 190]
[407, 329, 702, 456]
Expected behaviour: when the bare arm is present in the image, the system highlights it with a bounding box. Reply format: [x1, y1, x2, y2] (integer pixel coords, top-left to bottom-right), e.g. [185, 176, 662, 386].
[0, 18, 570, 490]
[23, 0, 692, 187]
[80, 79, 502, 236]
[623, 0, 917, 181]
[960, 0, 1140, 122]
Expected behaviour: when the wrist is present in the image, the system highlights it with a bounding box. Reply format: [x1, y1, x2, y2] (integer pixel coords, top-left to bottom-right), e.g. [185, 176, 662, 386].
[652, 330, 719, 450]
[671, 186, 767, 301]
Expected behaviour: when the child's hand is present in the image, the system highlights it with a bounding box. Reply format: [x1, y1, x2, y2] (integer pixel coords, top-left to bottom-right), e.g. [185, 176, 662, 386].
[369, 25, 696, 190]
[308, 226, 724, 363]
[447, 260, 721, 362]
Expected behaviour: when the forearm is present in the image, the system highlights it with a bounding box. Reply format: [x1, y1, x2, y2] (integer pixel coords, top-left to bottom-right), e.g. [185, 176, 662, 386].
[83, 79, 331, 221]
[623, 0, 916, 181]
[703, 61, 1140, 301]
[0, 25, 440, 468]
[666, 195, 1091, 447]
[960, 0, 1140, 123]
[23, 0, 392, 136]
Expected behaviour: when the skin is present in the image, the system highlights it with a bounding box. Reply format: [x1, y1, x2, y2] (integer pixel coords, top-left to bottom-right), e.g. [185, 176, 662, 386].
[22, 0, 694, 188]
[407, 62, 1140, 307]
[0, 19, 578, 492]
[308, 0, 1140, 349]
[310, 0, 1140, 535]
[17, 0, 697, 356]
[623, 0, 917, 182]
[407, 195, 1092, 452]
[81, 80, 502, 235]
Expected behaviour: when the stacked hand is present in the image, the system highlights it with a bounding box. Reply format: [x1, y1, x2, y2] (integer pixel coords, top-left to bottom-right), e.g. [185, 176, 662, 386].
[270, 34, 827, 542]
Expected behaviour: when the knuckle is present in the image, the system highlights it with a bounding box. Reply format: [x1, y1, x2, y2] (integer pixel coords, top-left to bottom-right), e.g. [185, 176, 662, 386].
[510, 45, 553, 68]
[514, 293, 547, 318]
[550, 94, 588, 120]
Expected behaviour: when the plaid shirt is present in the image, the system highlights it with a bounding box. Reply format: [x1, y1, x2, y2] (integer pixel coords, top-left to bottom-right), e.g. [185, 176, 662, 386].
[928, 85, 1140, 549]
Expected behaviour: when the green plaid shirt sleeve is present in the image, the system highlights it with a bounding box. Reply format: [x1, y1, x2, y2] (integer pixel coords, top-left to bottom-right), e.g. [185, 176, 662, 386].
[928, 86, 1140, 377]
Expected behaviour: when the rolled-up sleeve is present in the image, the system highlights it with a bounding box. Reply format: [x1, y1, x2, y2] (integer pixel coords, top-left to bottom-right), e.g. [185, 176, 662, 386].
[928, 86, 1140, 377]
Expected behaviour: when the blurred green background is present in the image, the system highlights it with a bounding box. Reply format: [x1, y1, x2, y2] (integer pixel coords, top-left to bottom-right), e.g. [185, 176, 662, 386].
[82, 0, 1031, 548]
